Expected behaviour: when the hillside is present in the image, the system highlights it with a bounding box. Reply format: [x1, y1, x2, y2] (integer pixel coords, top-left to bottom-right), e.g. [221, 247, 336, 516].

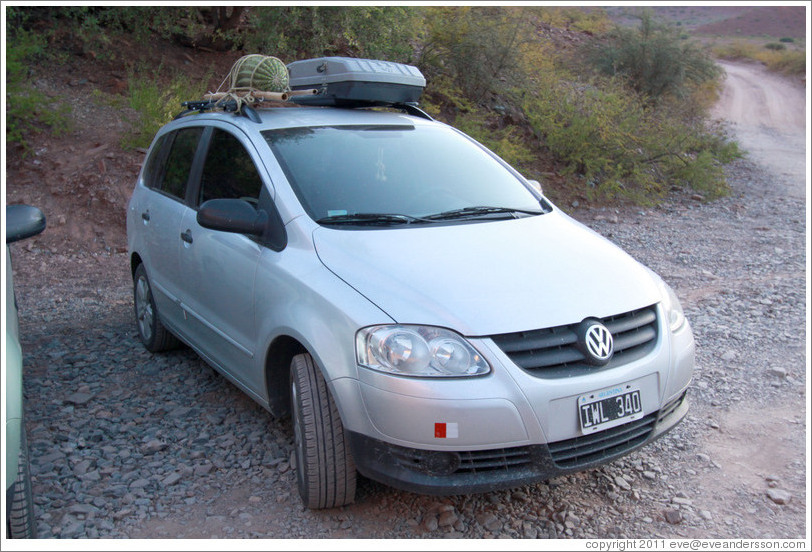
[693, 6, 806, 39]
[4, 5, 796, 255]
[5, 36, 236, 255]
[605, 5, 806, 38]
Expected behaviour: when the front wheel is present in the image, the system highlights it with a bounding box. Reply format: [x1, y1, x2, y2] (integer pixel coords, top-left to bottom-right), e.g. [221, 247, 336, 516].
[290, 353, 356, 509]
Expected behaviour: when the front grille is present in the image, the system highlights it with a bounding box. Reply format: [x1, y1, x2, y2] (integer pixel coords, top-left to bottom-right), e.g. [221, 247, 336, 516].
[457, 448, 533, 472]
[489, 305, 659, 377]
[391, 445, 534, 476]
[548, 412, 657, 469]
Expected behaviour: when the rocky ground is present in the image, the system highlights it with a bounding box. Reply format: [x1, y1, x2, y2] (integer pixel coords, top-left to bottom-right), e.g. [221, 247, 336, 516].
[4, 35, 808, 543]
[10, 154, 807, 540]
[9, 156, 808, 541]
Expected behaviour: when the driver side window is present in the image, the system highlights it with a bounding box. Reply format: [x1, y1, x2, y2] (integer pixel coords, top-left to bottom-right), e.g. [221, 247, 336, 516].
[199, 129, 263, 207]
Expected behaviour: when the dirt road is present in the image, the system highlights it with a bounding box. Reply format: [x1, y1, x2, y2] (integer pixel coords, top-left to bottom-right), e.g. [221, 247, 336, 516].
[711, 60, 807, 197]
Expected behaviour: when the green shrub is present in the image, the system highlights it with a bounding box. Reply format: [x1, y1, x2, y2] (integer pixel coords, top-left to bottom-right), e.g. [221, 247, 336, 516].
[12, 6, 233, 54]
[530, 7, 612, 36]
[7, 5, 742, 206]
[587, 11, 720, 102]
[523, 80, 653, 202]
[712, 40, 759, 60]
[779, 37, 795, 43]
[760, 49, 806, 76]
[422, 72, 535, 173]
[5, 29, 71, 152]
[244, 6, 418, 62]
[713, 40, 805, 77]
[421, 74, 477, 118]
[421, 7, 532, 101]
[522, 76, 739, 203]
[453, 113, 536, 171]
[765, 43, 786, 51]
[122, 66, 210, 150]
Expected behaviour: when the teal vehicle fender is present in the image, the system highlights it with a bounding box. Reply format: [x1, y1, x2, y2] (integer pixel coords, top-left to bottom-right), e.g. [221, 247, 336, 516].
[6, 245, 23, 486]
[5, 314, 23, 488]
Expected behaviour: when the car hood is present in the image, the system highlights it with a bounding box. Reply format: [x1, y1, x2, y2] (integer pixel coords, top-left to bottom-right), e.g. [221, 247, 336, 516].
[312, 212, 661, 336]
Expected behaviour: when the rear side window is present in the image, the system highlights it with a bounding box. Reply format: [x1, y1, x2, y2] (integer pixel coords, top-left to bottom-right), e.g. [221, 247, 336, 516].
[154, 127, 204, 200]
[199, 129, 263, 206]
[142, 134, 170, 189]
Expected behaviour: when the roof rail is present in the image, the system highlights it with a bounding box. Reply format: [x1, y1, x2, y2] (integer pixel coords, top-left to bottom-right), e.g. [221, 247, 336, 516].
[175, 99, 261, 123]
[390, 103, 433, 121]
[175, 98, 432, 122]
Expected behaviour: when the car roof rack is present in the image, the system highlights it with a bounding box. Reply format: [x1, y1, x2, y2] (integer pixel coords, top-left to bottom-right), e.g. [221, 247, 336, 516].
[175, 98, 262, 123]
[174, 98, 432, 122]
[175, 56, 432, 122]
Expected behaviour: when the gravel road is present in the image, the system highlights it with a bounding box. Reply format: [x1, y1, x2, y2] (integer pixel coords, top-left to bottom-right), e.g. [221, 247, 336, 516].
[9, 63, 807, 540]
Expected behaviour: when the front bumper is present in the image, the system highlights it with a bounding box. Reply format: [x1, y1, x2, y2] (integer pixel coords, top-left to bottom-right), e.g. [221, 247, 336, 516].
[349, 390, 688, 495]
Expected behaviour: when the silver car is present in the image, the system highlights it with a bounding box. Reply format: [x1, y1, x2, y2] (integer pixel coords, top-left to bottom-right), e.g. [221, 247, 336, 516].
[126, 58, 694, 509]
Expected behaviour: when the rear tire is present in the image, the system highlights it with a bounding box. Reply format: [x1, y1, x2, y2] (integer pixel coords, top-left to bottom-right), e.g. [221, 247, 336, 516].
[7, 428, 36, 538]
[290, 353, 356, 509]
[133, 264, 180, 352]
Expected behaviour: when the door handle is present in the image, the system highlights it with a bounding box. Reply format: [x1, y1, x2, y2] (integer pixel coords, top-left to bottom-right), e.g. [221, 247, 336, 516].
[141, 211, 150, 222]
[180, 229, 193, 244]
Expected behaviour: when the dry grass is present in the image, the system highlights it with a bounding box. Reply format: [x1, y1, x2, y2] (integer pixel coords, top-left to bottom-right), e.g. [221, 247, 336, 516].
[711, 39, 806, 77]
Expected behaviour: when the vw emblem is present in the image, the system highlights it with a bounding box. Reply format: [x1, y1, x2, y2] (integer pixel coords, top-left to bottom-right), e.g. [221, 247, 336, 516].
[577, 320, 614, 365]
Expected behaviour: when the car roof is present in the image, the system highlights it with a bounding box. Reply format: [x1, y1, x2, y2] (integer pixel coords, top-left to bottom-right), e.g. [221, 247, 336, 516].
[170, 106, 436, 134]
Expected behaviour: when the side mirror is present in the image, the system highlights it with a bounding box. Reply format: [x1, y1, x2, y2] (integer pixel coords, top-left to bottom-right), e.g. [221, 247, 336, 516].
[197, 198, 267, 235]
[527, 179, 543, 194]
[6, 204, 46, 243]
[197, 198, 287, 251]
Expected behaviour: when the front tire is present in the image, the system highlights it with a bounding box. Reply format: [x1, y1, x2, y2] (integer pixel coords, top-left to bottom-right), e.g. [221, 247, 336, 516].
[290, 353, 356, 509]
[7, 428, 36, 538]
[133, 264, 179, 352]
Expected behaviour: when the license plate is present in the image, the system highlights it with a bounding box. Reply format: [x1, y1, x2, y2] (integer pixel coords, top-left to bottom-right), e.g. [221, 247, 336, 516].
[578, 386, 643, 434]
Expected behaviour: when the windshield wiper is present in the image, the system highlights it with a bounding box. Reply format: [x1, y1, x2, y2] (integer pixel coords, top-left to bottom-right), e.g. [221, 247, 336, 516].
[316, 213, 427, 226]
[423, 206, 545, 221]
[316, 206, 545, 226]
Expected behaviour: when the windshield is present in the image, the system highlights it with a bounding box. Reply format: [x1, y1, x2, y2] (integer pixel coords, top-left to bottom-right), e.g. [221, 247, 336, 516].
[263, 124, 545, 224]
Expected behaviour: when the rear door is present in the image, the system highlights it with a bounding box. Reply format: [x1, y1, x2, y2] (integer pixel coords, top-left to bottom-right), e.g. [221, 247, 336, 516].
[176, 126, 268, 398]
[139, 126, 206, 331]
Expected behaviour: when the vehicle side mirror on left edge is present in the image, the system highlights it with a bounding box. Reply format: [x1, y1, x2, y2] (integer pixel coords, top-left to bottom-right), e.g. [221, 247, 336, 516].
[197, 198, 287, 251]
[6, 204, 46, 244]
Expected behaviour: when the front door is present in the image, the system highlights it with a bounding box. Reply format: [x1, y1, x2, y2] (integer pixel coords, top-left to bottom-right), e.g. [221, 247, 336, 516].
[176, 127, 268, 398]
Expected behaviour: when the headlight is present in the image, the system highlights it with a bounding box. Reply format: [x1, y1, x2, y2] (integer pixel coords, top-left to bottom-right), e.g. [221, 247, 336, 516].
[356, 325, 490, 377]
[659, 280, 687, 332]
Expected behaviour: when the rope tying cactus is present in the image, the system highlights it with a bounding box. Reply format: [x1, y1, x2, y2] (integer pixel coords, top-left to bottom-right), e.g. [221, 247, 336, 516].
[193, 54, 316, 117]
[208, 54, 291, 112]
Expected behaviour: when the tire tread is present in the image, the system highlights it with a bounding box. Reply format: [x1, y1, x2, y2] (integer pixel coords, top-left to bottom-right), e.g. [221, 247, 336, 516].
[7, 429, 37, 539]
[291, 353, 356, 509]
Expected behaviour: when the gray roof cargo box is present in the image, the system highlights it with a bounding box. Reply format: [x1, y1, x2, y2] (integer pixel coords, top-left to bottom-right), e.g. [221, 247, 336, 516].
[287, 57, 426, 107]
